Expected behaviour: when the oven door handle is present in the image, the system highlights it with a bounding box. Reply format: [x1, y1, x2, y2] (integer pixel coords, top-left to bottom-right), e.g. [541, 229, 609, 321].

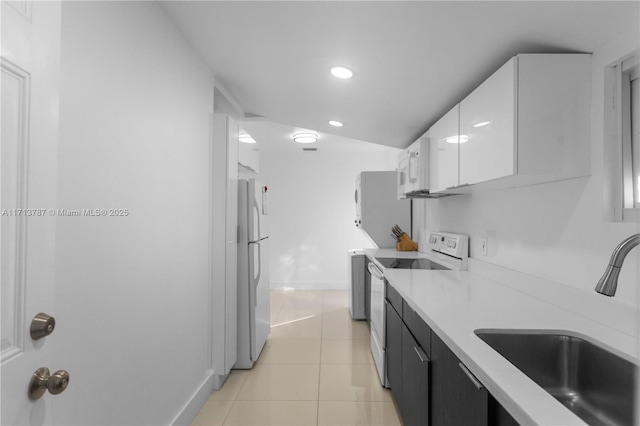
[367, 262, 384, 280]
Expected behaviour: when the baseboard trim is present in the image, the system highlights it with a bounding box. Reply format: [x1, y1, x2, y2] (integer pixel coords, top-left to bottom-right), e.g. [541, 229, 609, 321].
[169, 370, 219, 426]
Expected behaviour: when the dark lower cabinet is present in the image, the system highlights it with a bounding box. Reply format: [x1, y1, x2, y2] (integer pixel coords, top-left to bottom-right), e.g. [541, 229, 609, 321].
[401, 323, 430, 426]
[385, 300, 403, 399]
[384, 283, 521, 426]
[489, 395, 520, 426]
[431, 332, 489, 426]
[386, 282, 430, 426]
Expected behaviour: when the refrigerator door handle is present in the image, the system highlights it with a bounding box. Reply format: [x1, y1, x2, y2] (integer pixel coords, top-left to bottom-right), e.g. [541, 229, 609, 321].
[253, 242, 261, 307]
[253, 198, 261, 240]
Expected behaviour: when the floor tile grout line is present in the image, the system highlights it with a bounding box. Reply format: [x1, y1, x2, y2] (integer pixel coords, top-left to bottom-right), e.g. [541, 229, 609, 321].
[193, 290, 401, 426]
[219, 399, 235, 426]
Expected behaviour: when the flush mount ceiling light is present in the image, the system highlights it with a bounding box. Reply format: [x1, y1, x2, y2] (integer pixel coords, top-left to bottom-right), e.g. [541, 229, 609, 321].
[328, 120, 344, 127]
[473, 121, 491, 128]
[293, 132, 318, 144]
[445, 135, 469, 144]
[330, 66, 354, 79]
[239, 133, 256, 144]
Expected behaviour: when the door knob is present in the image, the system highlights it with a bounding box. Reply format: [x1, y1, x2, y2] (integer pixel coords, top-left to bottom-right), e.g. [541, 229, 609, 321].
[28, 367, 70, 400]
[30, 313, 56, 340]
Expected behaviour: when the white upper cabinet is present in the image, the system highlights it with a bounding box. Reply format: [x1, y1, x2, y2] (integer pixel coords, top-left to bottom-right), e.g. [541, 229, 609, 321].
[459, 58, 516, 186]
[515, 54, 591, 179]
[429, 104, 460, 192]
[430, 53, 591, 194]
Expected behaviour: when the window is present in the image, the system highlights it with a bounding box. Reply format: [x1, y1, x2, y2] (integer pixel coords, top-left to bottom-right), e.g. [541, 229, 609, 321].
[629, 68, 639, 207]
[621, 57, 639, 209]
[607, 53, 639, 222]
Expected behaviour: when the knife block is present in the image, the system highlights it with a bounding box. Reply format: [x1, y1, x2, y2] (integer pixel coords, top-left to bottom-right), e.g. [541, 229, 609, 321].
[396, 233, 418, 251]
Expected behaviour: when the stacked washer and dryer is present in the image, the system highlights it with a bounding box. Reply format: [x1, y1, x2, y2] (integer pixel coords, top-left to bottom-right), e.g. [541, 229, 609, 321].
[349, 171, 411, 322]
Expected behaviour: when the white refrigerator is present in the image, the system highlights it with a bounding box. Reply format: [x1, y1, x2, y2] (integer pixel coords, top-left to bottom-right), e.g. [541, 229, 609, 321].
[235, 179, 271, 369]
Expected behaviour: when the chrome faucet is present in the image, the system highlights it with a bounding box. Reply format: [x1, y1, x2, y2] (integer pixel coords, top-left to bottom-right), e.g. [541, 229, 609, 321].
[595, 233, 640, 296]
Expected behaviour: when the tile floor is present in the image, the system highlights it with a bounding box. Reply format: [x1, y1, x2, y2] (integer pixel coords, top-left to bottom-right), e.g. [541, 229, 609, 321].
[190, 290, 402, 426]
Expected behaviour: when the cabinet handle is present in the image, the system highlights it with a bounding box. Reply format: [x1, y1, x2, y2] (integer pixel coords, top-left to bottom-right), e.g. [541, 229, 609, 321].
[458, 362, 484, 390]
[414, 346, 429, 363]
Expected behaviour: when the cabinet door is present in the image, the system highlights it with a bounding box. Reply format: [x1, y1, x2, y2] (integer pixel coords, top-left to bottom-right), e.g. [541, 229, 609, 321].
[459, 58, 516, 185]
[385, 301, 403, 409]
[401, 324, 430, 426]
[429, 105, 460, 192]
[489, 395, 521, 426]
[431, 332, 488, 426]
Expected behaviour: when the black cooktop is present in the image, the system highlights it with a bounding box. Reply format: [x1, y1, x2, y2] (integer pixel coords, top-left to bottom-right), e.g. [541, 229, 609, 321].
[375, 257, 449, 270]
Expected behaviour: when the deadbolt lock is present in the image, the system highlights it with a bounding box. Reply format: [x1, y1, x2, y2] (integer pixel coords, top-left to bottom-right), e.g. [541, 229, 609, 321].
[30, 313, 56, 340]
[28, 367, 70, 400]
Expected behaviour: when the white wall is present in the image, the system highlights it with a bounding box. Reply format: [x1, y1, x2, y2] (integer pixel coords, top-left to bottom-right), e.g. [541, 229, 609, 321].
[416, 24, 640, 307]
[260, 149, 399, 290]
[55, 2, 214, 424]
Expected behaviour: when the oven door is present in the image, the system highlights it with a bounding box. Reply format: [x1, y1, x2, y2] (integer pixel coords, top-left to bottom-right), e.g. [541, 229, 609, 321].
[367, 261, 388, 386]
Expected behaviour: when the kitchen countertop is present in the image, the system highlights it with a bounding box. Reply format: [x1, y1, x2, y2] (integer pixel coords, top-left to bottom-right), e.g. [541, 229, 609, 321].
[364, 248, 428, 261]
[363, 249, 639, 426]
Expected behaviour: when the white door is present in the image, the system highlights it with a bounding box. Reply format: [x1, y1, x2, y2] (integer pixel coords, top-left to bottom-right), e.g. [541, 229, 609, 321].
[1, 1, 64, 424]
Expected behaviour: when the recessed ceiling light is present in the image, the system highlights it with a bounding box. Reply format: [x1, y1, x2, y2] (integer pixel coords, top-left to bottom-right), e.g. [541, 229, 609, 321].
[473, 121, 491, 128]
[445, 135, 469, 144]
[293, 133, 318, 144]
[330, 66, 354, 79]
[239, 133, 256, 144]
[328, 120, 344, 127]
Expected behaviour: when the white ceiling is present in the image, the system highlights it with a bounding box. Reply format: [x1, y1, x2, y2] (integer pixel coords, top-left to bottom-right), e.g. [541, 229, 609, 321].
[237, 120, 399, 153]
[162, 1, 639, 151]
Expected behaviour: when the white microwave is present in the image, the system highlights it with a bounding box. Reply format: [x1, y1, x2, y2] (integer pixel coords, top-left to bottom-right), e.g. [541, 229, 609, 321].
[398, 134, 429, 198]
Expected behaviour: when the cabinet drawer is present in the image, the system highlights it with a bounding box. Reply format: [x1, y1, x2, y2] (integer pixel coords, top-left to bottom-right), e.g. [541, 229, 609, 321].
[402, 299, 431, 356]
[385, 282, 403, 316]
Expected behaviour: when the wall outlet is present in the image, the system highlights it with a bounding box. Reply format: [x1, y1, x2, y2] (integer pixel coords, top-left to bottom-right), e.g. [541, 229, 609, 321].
[480, 237, 488, 256]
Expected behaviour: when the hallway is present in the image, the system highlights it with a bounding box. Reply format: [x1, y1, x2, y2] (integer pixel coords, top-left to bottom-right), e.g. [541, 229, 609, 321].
[190, 290, 402, 425]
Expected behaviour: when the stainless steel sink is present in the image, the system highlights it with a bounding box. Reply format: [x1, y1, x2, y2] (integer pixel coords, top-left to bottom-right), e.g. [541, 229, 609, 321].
[475, 330, 638, 426]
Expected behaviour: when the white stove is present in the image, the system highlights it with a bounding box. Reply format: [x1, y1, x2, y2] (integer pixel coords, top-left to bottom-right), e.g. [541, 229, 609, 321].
[369, 232, 469, 387]
[424, 231, 469, 270]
